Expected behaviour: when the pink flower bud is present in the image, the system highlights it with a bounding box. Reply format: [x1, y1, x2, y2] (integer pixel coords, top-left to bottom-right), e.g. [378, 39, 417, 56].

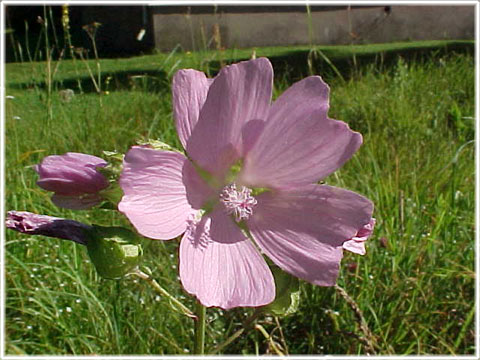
[35, 152, 109, 209]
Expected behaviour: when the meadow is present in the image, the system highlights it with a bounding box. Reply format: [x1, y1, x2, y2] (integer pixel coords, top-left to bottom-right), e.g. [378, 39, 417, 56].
[4, 39, 475, 355]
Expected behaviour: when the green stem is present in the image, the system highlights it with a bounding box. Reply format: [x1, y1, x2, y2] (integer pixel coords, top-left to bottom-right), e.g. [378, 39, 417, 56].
[210, 308, 263, 354]
[193, 301, 206, 355]
[255, 324, 284, 356]
[132, 268, 195, 319]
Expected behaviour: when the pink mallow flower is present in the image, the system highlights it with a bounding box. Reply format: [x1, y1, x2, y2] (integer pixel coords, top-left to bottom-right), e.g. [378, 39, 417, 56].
[35, 152, 109, 209]
[119, 58, 374, 309]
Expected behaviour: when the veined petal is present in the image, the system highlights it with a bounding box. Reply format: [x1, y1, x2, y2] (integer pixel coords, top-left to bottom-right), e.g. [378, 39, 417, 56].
[186, 58, 273, 178]
[179, 211, 275, 309]
[240, 76, 362, 189]
[247, 185, 373, 286]
[118, 147, 210, 240]
[172, 69, 213, 150]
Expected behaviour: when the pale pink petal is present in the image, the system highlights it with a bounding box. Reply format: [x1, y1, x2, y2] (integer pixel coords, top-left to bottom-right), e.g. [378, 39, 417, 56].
[186, 58, 273, 178]
[342, 240, 366, 255]
[208, 204, 247, 244]
[247, 185, 373, 286]
[172, 69, 213, 150]
[241, 119, 266, 156]
[51, 194, 103, 210]
[179, 212, 275, 309]
[118, 147, 211, 240]
[239, 76, 362, 189]
[343, 218, 376, 255]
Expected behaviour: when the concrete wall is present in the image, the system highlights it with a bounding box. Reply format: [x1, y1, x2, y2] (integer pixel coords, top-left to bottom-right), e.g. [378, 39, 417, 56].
[152, 5, 475, 51]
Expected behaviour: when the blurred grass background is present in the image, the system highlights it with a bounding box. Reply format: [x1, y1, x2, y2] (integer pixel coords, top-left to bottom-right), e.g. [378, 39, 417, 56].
[4, 38, 475, 355]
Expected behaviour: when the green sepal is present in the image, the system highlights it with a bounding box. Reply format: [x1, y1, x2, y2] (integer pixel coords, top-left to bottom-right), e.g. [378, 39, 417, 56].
[97, 151, 125, 207]
[99, 183, 124, 206]
[86, 225, 143, 279]
[263, 265, 300, 317]
[136, 139, 184, 154]
[100, 150, 124, 179]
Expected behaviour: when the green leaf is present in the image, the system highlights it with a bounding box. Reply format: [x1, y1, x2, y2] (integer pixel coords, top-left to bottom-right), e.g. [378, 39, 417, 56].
[263, 265, 300, 316]
[86, 226, 143, 279]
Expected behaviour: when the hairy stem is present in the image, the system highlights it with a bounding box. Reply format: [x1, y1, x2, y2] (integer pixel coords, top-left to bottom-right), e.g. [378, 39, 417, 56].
[335, 284, 379, 354]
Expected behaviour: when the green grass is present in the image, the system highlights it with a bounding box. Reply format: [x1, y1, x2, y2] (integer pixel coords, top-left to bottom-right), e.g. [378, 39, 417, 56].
[4, 42, 475, 355]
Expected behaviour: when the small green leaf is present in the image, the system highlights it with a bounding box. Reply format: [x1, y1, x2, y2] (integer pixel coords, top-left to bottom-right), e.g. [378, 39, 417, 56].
[263, 265, 300, 316]
[86, 226, 143, 279]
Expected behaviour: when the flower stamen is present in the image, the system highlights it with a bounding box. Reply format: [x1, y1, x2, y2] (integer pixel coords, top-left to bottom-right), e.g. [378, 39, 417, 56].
[220, 183, 257, 222]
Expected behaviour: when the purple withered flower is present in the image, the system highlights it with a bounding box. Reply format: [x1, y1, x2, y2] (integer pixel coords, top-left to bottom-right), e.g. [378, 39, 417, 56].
[6, 211, 143, 279]
[118, 58, 375, 309]
[35, 152, 109, 209]
[6, 210, 92, 245]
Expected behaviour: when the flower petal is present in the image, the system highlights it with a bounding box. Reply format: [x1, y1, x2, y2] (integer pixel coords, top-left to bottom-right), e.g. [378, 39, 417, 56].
[343, 218, 376, 255]
[342, 240, 366, 256]
[179, 211, 275, 309]
[186, 58, 273, 178]
[247, 185, 373, 286]
[172, 69, 213, 150]
[118, 147, 210, 240]
[240, 76, 362, 188]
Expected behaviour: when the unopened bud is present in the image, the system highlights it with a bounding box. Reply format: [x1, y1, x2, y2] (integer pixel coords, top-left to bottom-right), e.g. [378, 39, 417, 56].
[34, 152, 109, 210]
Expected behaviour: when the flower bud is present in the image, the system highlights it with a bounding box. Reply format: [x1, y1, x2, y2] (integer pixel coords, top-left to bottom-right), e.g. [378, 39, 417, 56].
[86, 225, 143, 279]
[34, 152, 109, 209]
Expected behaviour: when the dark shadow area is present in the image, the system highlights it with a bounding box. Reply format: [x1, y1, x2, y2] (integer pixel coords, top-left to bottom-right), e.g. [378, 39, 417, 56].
[8, 69, 169, 94]
[226, 41, 474, 83]
[6, 41, 473, 94]
[179, 41, 474, 84]
[5, 5, 155, 63]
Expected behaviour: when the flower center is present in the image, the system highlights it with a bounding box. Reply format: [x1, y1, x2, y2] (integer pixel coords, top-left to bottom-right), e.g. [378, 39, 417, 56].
[220, 183, 257, 222]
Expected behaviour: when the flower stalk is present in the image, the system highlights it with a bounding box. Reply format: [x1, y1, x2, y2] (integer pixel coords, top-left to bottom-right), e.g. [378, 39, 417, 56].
[255, 324, 284, 356]
[193, 301, 206, 354]
[131, 268, 195, 319]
